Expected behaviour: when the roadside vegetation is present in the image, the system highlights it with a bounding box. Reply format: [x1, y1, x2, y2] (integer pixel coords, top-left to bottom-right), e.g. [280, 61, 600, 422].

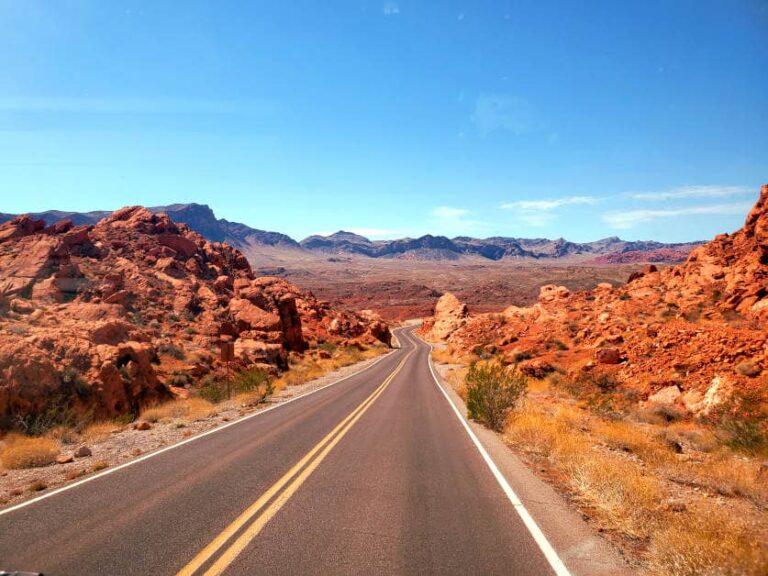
[0, 343, 389, 478]
[434, 347, 768, 576]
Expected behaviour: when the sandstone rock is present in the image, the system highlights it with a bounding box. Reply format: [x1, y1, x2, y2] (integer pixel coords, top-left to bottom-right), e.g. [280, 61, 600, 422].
[423, 293, 468, 341]
[648, 385, 682, 405]
[56, 454, 74, 464]
[74, 446, 92, 458]
[595, 348, 622, 365]
[0, 203, 390, 430]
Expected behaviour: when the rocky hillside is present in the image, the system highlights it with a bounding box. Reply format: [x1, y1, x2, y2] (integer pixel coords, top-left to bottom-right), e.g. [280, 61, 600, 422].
[422, 184, 768, 417]
[0, 207, 390, 430]
[1, 203, 301, 251]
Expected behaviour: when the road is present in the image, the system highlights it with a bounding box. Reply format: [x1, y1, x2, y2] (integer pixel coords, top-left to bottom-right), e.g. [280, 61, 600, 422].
[0, 327, 569, 576]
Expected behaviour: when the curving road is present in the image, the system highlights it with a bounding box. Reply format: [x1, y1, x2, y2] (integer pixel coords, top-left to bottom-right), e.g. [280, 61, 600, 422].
[0, 328, 610, 575]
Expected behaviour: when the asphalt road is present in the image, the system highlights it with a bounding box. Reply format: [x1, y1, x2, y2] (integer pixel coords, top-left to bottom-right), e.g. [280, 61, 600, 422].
[0, 328, 566, 576]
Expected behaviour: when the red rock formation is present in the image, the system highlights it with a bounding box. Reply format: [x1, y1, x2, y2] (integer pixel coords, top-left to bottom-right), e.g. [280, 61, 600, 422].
[0, 206, 391, 428]
[425, 185, 768, 417]
[420, 292, 469, 341]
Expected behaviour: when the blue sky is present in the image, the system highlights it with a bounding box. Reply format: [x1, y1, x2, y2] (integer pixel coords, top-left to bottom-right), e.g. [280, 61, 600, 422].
[0, 0, 766, 242]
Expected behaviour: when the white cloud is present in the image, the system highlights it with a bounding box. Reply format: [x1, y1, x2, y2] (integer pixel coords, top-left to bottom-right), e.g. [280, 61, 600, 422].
[499, 195, 597, 227]
[429, 206, 486, 235]
[383, 2, 400, 16]
[500, 196, 596, 211]
[627, 185, 753, 201]
[471, 94, 533, 136]
[432, 206, 468, 220]
[603, 203, 753, 229]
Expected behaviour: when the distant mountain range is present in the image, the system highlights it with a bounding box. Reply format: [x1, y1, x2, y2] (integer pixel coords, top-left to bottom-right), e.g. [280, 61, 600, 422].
[0, 203, 702, 263]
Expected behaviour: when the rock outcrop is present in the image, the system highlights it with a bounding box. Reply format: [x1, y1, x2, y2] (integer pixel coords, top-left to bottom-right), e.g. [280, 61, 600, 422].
[424, 185, 768, 418]
[0, 207, 390, 428]
[420, 292, 469, 341]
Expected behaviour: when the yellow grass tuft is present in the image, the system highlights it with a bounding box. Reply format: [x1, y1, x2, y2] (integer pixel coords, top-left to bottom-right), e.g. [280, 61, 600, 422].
[80, 421, 120, 444]
[647, 507, 768, 576]
[566, 454, 663, 538]
[141, 397, 217, 423]
[0, 435, 59, 469]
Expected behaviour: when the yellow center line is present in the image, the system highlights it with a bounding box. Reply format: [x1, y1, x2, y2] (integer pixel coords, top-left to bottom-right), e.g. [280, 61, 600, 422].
[176, 351, 412, 576]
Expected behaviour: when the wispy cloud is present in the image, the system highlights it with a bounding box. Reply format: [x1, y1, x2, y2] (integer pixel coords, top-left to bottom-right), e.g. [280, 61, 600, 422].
[430, 206, 485, 235]
[471, 93, 533, 136]
[382, 2, 400, 16]
[499, 195, 596, 226]
[627, 185, 754, 201]
[500, 196, 597, 211]
[432, 206, 468, 219]
[603, 203, 753, 229]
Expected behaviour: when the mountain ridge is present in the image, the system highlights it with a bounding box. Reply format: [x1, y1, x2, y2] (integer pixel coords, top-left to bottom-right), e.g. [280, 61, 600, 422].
[0, 203, 702, 263]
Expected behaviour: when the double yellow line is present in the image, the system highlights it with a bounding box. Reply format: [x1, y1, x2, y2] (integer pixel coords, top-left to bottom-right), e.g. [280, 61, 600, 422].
[177, 351, 411, 576]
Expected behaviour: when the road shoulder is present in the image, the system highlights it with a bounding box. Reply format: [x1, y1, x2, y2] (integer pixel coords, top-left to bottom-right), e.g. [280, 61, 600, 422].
[429, 355, 634, 576]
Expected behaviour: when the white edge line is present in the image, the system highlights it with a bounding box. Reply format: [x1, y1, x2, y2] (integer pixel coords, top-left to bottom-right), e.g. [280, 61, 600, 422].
[423, 339, 572, 576]
[0, 337, 403, 517]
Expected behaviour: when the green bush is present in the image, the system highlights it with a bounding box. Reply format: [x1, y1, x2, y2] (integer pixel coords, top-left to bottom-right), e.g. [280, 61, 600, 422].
[713, 388, 767, 455]
[197, 368, 273, 404]
[465, 360, 527, 431]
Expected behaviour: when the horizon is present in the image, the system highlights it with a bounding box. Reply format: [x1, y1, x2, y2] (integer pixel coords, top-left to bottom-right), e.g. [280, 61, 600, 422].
[1, 199, 716, 245]
[1, 1, 767, 242]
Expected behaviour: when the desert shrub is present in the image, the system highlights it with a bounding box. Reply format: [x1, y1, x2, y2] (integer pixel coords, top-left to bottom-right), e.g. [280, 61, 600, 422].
[141, 398, 216, 423]
[647, 508, 768, 576]
[197, 368, 272, 404]
[712, 388, 767, 454]
[511, 350, 534, 363]
[0, 435, 59, 469]
[318, 341, 337, 355]
[465, 360, 527, 431]
[29, 479, 48, 492]
[568, 453, 663, 538]
[80, 421, 119, 443]
[158, 343, 186, 360]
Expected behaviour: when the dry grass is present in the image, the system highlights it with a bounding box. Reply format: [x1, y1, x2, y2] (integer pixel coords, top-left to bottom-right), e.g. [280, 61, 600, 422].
[647, 507, 768, 576]
[140, 398, 217, 423]
[273, 345, 387, 390]
[680, 455, 766, 504]
[0, 435, 59, 469]
[567, 454, 662, 538]
[80, 421, 120, 444]
[501, 386, 768, 574]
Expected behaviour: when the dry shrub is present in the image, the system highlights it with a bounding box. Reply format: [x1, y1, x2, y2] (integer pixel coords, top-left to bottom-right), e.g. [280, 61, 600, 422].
[275, 345, 385, 389]
[647, 507, 768, 576]
[141, 398, 216, 423]
[0, 435, 59, 469]
[80, 422, 119, 444]
[431, 347, 462, 365]
[506, 404, 591, 459]
[567, 454, 663, 538]
[592, 419, 675, 465]
[687, 455, 766, 504]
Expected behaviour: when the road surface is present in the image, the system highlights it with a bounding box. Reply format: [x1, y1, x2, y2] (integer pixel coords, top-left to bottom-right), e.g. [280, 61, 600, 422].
[0, 328, 575, 575]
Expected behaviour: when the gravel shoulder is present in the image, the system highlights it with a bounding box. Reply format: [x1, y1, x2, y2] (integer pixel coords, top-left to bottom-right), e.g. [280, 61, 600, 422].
[0, 351, 393, 509]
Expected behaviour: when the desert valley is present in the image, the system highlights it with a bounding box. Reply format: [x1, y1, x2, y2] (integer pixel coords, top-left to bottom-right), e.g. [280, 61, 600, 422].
[0, 185, 766, 575]
[1, 2, 766, 575]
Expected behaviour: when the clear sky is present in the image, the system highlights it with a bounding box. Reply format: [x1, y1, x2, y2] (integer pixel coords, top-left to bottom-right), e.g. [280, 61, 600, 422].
[0, 0, 766, 242]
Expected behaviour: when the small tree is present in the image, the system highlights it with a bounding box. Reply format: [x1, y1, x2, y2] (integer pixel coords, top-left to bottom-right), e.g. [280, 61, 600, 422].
[465, 359, 527, 431]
